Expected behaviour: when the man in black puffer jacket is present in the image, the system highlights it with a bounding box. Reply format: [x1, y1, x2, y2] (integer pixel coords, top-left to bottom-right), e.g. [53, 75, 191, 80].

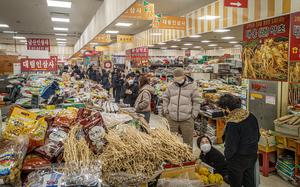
[218, 94, 260, 187]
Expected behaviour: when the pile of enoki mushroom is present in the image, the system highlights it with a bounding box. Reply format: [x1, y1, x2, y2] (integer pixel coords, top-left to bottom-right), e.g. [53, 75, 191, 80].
[63, 125, 193, 186]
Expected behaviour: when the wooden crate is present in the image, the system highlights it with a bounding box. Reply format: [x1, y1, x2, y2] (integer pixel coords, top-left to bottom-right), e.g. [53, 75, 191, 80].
[275, 135, 287, 148]
[287, 138, 297, 151]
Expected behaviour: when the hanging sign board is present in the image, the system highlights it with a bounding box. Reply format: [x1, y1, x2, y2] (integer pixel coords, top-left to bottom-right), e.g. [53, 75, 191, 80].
[290, 12, 300, 62]
[242, 15, 290, 81]
[153, 15, 186, 30]
[122, 1, 155, 20]
[27, 38, 50, 51]
[117, 35, 134, 43]
[94, 34, 111, 43]
[95, 46, 109, 52]
[20, 56, 58, 72]
[224, 0, 248, 8]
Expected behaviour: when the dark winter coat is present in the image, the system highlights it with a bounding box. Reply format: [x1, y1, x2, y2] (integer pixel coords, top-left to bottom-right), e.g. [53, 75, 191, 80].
[89, 70, 101, 83]
[223, 109, 260, 160]
[200, 147, 228, 177]
[121, 81, 139, 107]
[101, 72, 110, 90]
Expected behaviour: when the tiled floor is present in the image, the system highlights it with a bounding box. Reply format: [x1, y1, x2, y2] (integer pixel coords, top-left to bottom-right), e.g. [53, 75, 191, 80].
[149, 114, 294, 187]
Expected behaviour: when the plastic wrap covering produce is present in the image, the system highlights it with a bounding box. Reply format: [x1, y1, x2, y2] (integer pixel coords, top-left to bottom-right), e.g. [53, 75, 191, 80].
[0, 136, 29, 187]
[3, 106, 48, 151]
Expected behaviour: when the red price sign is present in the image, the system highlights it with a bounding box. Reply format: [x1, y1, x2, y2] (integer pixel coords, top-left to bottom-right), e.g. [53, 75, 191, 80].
[290, 12, 300, 62]
[243, 15, 290, 41]
[27, 38, 50, 51]
[21, 56, 58, 72]
[224, 0, 248, 8]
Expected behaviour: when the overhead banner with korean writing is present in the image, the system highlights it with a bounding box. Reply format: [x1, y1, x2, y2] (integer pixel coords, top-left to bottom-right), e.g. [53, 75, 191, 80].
[242, 15, 290, 81]
[290, 12, 300, 62]
[27, 38, 50, 51]
[153, 15, 186, 30]
[117, 35, 134, 43]
[20, 56, 58, 72]
[93, 34, 111, 43]
[122, 1, 155, 20]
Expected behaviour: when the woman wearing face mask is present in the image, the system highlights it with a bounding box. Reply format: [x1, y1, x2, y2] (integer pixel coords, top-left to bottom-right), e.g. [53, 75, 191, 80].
[197, 136, 228, 180]
[121, 74, 139, 107]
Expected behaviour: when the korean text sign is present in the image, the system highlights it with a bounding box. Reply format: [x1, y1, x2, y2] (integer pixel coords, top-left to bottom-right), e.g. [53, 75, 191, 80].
[27, 38, 50, 51]
[21, 56, 58, 72]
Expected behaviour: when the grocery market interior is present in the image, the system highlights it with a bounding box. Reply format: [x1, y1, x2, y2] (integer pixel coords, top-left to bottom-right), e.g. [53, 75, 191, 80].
[0, 0, 300, 186]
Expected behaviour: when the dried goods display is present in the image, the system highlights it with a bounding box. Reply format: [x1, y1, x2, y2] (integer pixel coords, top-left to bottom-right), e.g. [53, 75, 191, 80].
[242, 38, 289, 81]
[289, 62, 300, 83]
[288, 84, 300, 106]
[274, 115, 300, 126]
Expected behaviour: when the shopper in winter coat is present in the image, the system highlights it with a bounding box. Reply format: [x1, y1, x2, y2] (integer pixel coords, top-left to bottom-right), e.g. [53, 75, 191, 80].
[101, 69, 111, 92]
[114, 71, 124, 103]
[121, 74, 138, 107]
[197, 136, 228, 180]
[218, 94, 260, 187]
[71, 65, 83, 80]
[89, 65, 101, 83]
[134, 76, 155, 123]
[111, 69, 117, 98]
[162, 68, 200, 147]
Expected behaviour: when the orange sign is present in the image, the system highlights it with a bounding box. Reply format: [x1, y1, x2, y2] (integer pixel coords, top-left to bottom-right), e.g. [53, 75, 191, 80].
[122, 2, 155, 20]
[117, 35, 134, 43]
[153, 16, 186, 30]
[94, 34, 111, 43]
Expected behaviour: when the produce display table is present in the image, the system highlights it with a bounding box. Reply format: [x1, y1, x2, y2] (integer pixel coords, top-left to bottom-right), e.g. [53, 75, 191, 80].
[258, 145, 277, 177]
[198, 111, 225, 144]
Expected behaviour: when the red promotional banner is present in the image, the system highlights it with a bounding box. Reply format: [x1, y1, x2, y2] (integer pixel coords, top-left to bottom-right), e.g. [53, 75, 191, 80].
[290, 12, 300, 62]
[27, 38, 50, 51]
[243, 15, 290, 41]
[224, 0, 248, 8]
[126, 47, 149, 67]
[21, 56, 58, 72]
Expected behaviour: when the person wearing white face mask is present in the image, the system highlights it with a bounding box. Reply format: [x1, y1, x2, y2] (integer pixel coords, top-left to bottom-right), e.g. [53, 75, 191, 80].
[197, 136, 228, 181]
[121, 74, 139, 107]
[162, 68, 200, 147]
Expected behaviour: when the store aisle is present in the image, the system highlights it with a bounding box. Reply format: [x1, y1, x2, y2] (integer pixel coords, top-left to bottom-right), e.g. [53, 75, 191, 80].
[149, 114, 293, 187]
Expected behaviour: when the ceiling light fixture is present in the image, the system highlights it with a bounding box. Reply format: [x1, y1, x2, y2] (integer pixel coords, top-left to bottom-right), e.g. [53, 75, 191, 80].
[208, 44, 218, 47]
[13, 36, 26, 40]
[158, 42, 166, 45]
[184, 43, 193, 46]
[194, 46, 201, 49]
[51, 17, 70, 23]
[199, 15, 220, 20]
[190, 35, 201, 38]
[229, 41, 239, 44]
[54, 27, 68, 31]
[0, 24, 9, 28]
[181, 48, 188, 50]
[105, 30, 119, 34]
[56, 38, 67, 41]
[151, 33, 162, 36]
[201, 40, 211, 43]
[3, 31, 17, 34]
[55, 33, 67, 36]
[171, 46, 178, 48]
[115, 22, 132, 27]
[47, 0, 72, 8]
[213, 29, 230, 33]
[222, 36, 235, 40]
[57, 41, 66, 44]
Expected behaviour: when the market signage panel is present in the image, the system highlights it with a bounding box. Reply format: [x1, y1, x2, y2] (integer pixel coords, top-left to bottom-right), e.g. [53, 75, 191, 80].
[224, 0, 248, 8]
[20, 56, 58, 72]
[27, 38, 50, 51]
[242, 15, 290, 81]
[121, 1, 155, 20]
[152, 15, 186, 30]
[290, 12, 300, 62]
[117, 35, 134, 43]
[94, 34, 112, 43]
